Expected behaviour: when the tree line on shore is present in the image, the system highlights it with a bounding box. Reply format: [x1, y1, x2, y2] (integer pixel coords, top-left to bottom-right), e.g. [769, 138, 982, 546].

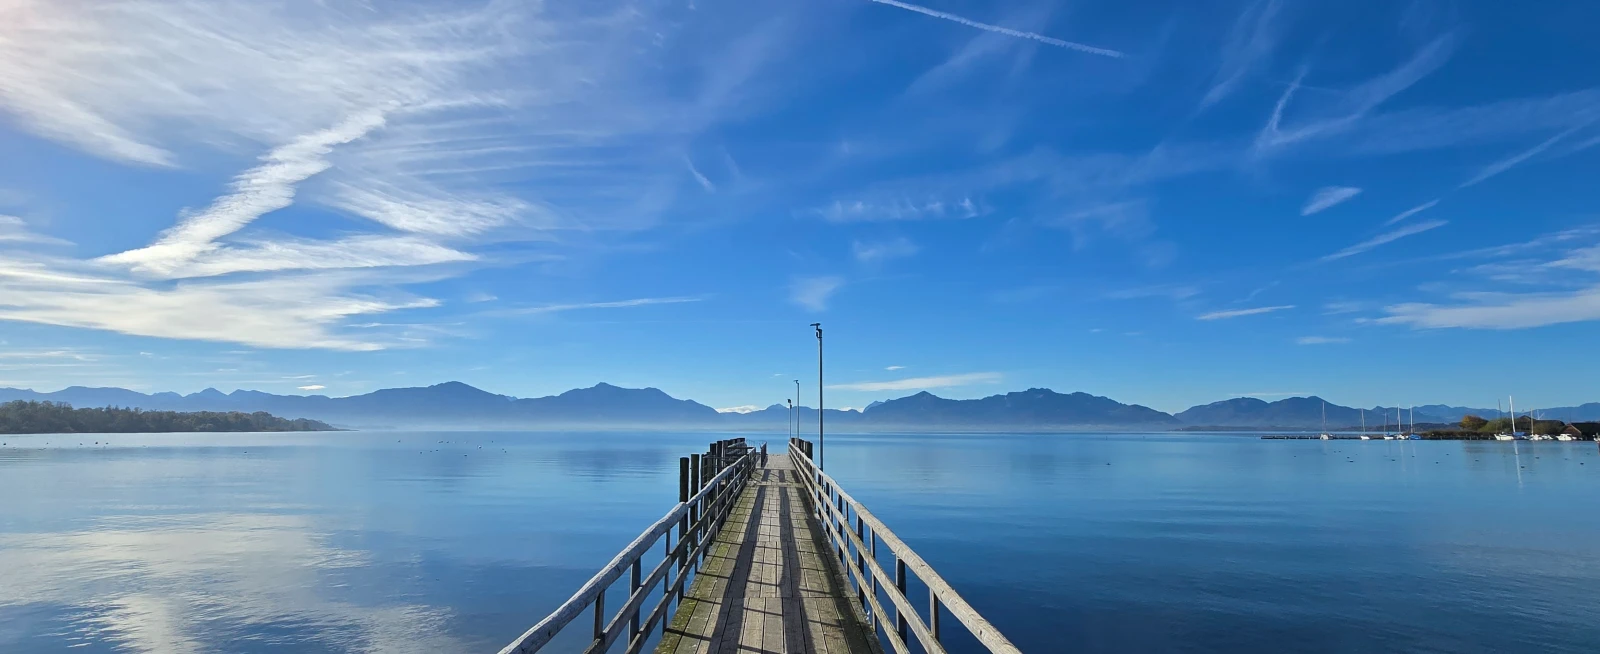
[1421, 415, 1597, 440]
[0, 401, 336, 434]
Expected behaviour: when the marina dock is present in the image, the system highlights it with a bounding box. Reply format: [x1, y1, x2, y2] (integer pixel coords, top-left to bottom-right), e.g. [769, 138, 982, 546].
[498, 438, 1020, 654]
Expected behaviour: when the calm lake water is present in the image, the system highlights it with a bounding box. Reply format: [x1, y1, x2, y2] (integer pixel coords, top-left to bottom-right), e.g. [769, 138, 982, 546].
[2, 431, 1599, 653]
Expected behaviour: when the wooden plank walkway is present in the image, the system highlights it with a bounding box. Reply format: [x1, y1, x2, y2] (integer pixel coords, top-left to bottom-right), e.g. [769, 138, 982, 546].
[656, 453, 879, 654]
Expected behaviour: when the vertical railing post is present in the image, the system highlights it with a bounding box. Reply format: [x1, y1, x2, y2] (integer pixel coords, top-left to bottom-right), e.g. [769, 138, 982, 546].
[629, 558, 642, 639]
[836, 494, 846, 565]
[856, 516, 868, 624]
[895, 558, 908, 643]
[593, 589, 605, 642]
[930, 592, 942, 642]
[867, 529, 879, 630]
[677, 456, 689, 602]
[690, 453, 702, 574]
[663, 530, 673, 637]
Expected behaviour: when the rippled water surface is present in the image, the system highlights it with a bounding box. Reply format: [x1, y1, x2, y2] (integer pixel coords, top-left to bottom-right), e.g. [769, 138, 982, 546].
[3, 431, 1598, 653]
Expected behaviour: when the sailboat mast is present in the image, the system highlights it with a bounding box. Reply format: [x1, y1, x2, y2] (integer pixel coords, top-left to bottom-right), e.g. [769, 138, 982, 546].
[1510, 395, 1516, 435]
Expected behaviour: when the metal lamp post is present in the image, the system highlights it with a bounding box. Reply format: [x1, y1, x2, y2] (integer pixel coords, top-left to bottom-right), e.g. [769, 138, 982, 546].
[811, 323, 823, 471]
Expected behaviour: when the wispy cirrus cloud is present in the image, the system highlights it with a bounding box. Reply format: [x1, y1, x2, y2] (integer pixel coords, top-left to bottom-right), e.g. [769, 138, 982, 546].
[685, 156, 715, 192]
[1321, 219, 1448, 261]
[1256, 34, 1458, 153]
[98, 112, 389, 276]
[790, 276, 844, 312]
[1378, 287, 1600, 330]
[866, 0, 1123, 58]
[817, 196, 979, 223]
[1105, 284, 1200, 301]
[1295, 336, 1350, 345]
[1301, 186, 1362, 216]
[852, 237, 919, 263]
[1459, 120, 1599, 188]
[1371, 227, 1600, 330]
[0, 0, 789, 349]
[507, 297, 702, 315]
[828, 372, 1002, 392]
[884, 365, 905, 371]
[297, 384, 325, 391]
[1197, 305, 1293, 320]
[0, 260, 436, 350]
[0, 215, 70, 246]
[1200, 0, 1283, 109]
[1382, 199, 1440, 226]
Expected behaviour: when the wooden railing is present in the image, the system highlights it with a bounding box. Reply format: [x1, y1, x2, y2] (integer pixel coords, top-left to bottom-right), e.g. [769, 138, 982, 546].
[789, 437, 1021, 654]
[498, 439, 761, 654]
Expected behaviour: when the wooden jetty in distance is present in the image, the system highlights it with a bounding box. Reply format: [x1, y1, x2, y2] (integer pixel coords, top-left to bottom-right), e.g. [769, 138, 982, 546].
[497, 438, 1020, 654]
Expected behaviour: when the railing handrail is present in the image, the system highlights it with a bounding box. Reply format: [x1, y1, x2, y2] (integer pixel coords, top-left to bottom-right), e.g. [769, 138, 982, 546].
[499, 446, 756, 654]
[789, 438, 1021, 654]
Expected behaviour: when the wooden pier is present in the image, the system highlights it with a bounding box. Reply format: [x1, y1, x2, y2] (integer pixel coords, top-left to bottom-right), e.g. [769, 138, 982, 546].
[498, 438, 1020, 654]
[656, 451, 877, 653]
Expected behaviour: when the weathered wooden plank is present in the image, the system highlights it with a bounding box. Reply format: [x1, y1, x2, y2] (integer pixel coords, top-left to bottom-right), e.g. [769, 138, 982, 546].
[655, 453, 877, 654]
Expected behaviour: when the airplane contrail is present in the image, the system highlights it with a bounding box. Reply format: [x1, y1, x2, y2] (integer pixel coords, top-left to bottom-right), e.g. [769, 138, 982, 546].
[868, 0, 1124, 58]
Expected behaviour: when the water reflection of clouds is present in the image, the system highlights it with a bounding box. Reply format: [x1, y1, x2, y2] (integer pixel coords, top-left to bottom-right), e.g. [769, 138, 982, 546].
[0, 513, 463, 653]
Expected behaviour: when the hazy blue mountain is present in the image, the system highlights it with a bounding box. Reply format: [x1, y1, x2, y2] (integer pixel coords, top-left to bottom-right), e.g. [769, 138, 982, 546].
[511, 383, 721, 424]
[1174, 396, 1448, 429]
[722, 404, 865, 430]
[1, 383, 1593, 431]
[861, 388, 1178, 429]
[1413, 405, 1498, 423]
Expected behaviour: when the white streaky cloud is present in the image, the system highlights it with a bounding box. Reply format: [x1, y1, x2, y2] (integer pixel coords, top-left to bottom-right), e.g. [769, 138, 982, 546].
[511, 297, 701, 315]
[99, 113, 388, 276]
[1321, 219, 1448, 262]
[297, 384, 325, 391]
[716, 405, 762, 414]
[0, 349, 95, 361]
[1257, 35, 1457, 151]
[1105, 284, 1200, 301]
[1382, 199, 1440, 226]
[1377, 286, 1600, 330]
[852, 237, 919, 263]
[0, 0, 799, 349]
[885, 365, 905, 371]
[1301, 186, 1362, 216]
[867, 0, 1124, 58]
[0, 257, 436, 350]
[1459, 121, 1596, 188]
[331, 184, 532, 237]
[0, 1, 503, 166]
[1197, 305, 1294, 320]
[1200, 0, 1282, 109]
[1550, 244, 1600, 273]
[1296, 336, 1351, 345]
[828, 372, 1002, 392]
[0, 215, 70, 245]
[160, 236, 476, 280]
[818, 196, 980, 223]
[685, 157, 715, 192]
[790, 276, 844, 312]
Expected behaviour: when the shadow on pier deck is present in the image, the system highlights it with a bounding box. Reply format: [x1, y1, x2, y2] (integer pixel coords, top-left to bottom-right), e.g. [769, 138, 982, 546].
[656, 453, 878, 653]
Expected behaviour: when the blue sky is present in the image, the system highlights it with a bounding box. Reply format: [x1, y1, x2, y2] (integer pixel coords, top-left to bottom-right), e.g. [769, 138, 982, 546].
[1, 0, 1598, 414]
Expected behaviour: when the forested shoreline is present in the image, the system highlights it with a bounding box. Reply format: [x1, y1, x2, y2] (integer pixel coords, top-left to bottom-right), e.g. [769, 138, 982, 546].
[0, 401, 336, 434]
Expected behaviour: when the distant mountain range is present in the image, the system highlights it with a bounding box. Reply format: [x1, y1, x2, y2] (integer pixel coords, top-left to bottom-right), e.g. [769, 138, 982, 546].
[2, 382, 1596, 431]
